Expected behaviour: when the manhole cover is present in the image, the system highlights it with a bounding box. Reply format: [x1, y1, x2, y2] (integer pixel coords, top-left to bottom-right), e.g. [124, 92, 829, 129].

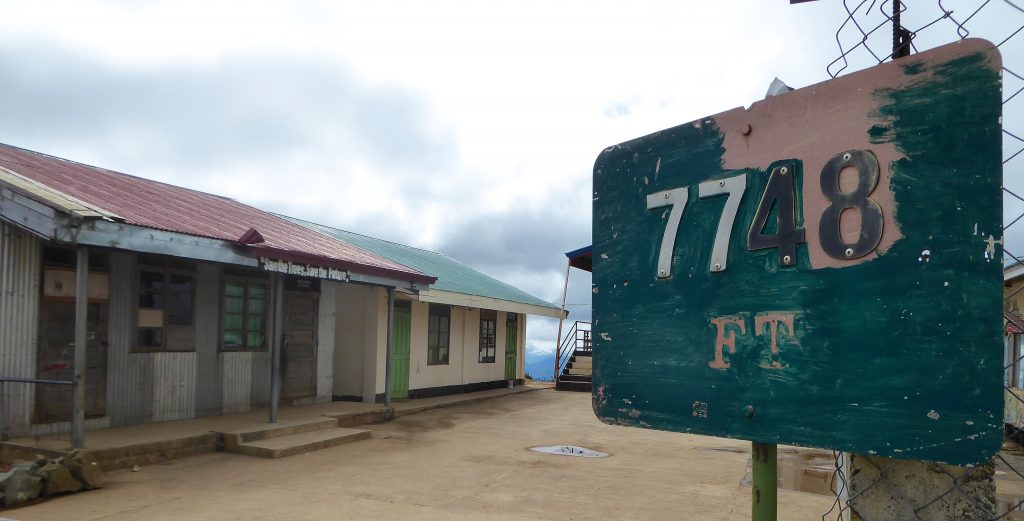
[529, 445, 609, 458]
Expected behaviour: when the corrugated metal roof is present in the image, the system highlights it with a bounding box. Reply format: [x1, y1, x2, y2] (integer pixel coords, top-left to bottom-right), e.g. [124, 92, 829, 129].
[0, 143, 433, 284]
[285, 216, 560, 311]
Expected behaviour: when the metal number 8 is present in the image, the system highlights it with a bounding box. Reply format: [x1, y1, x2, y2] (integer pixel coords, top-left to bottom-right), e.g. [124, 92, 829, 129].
[818, 149, 884, 260]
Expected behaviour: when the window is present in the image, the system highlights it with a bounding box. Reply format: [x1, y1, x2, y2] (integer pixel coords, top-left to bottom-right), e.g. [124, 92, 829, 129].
[479, 310, 496, 363]
[136, 256, 195, 351]
[428, 304, 450, 365]
[222, 277, 268, 350]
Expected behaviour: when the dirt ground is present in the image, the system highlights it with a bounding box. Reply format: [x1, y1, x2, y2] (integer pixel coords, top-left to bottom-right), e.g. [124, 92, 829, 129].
[6, 389, 834, 520]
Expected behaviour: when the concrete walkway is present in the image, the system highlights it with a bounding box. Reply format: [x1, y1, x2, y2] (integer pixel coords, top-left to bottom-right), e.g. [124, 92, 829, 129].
[1, 385, 542, 468]
[7, 388, 833, 521]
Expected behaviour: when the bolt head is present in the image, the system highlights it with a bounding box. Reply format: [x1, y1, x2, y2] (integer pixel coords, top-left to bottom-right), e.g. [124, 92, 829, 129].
[843, 152, 852, 162]
[664, 193, 670, 199]
[845, 248, 854, 257]
[744, 405, 755, 418]
[713, 263, 722, 271]
[718, 180, 725, 187]
[741, 124, 752, 136]
[783, 255, 792, 264]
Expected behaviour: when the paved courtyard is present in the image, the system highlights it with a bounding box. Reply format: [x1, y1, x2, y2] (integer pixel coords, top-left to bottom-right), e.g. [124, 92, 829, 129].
[7, 388, 833, 520]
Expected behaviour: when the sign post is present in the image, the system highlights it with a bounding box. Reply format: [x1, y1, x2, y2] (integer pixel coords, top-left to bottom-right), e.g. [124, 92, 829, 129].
[751, 442, 776, 521]
[592, 37, 1005, 502]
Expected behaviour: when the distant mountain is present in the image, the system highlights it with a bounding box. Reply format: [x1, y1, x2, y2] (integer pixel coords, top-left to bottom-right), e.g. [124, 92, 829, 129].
[525, 352, 556, 381]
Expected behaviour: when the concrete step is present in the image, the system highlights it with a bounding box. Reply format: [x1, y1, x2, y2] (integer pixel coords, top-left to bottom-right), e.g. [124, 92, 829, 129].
[233, 427, 371, 458]
[567, 367, 592, 376]
[566, 360, 592, 369]
[556, 380, 592, 392]
[559, 374, 593, 383]
[220, 417, 339, 452]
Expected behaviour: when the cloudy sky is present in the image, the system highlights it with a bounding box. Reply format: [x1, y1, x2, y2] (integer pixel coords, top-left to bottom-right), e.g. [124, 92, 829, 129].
[1, 1, 1021, 368]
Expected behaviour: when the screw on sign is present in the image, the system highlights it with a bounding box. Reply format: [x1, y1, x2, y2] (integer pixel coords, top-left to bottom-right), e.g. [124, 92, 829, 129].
[592, 39, 1004, 468]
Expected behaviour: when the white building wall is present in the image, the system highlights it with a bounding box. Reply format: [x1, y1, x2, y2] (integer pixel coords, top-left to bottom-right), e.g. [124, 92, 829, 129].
[463, 308, 505, 383]
[406, 301, 456, 390]
[369, 287, 388, 399]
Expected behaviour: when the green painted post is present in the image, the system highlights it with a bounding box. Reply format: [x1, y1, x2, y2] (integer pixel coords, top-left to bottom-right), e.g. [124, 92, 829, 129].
[751, 442, 777, 521]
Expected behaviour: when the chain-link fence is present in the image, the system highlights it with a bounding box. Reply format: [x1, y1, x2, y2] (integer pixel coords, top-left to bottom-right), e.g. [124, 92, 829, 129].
[812, 1, 1024, 519]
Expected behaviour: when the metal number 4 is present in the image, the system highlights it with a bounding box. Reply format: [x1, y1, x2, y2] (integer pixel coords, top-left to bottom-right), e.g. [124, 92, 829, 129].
[699, 174, 747, 272]
[646, 187, 689, 279]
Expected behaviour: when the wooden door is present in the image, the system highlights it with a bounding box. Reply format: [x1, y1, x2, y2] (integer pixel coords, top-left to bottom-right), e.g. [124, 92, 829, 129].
[283, 291, 318, 400]
[390, 301, 411, 399]
[505, 314, 518, 381]
[35, 300, 108, 423]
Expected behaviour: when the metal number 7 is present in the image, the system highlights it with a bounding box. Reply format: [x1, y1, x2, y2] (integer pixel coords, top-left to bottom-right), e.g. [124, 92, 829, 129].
[646, 187, 689, 279]
[698, 173, 747, 272]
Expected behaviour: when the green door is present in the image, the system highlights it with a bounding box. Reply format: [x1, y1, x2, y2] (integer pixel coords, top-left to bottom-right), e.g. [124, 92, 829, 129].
[390, 301, 411, 399]
[505, 313, 518, 381]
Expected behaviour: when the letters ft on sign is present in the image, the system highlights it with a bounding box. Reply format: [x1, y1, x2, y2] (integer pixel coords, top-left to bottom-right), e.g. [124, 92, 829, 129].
[709, 313, 796, 370]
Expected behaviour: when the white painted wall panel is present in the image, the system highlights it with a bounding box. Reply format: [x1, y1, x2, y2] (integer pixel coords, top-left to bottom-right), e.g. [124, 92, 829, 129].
[151, 352, 196, 422]
[221, 352, 252, 414]
[316, 281, 336, 401]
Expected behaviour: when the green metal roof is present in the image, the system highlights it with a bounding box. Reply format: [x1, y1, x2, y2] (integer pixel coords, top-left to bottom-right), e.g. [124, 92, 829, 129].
[283, 216, 560, 311]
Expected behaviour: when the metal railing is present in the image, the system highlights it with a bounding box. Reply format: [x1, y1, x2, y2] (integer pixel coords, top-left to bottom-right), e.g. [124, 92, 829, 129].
[0, 376, 75, 442]
[556, 321, 592, 381]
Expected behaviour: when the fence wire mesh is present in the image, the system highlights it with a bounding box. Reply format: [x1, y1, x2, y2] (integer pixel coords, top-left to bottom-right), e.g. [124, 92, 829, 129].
[817, 1, 1024, 519]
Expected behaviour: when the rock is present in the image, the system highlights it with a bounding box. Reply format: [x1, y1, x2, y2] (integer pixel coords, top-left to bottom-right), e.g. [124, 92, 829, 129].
[131, 464, 141, 472]
[40, 463, 81, 496]
[64, 449, 103, 490]
[0, 463, 42, 506]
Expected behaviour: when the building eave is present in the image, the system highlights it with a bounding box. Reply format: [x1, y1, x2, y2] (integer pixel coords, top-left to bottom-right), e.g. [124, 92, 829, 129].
[415, 288, 564, 318]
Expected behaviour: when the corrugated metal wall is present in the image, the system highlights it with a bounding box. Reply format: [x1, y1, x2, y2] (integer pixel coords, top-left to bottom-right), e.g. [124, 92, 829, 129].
[193, 263, 222, 417]
[3, 245, 342, 431]
[248, 274, 279, 408]
[221, 352, 252, 414]
[0, 222, 40, 436]
[152, 353, 196, 421]
[107, 252, 154, 426]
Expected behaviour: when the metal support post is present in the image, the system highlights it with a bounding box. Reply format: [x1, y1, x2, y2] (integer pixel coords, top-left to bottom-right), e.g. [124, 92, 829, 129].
[269, 273, 284, 423]
[0, 382, 5, 442]
[72, 247, 88, 449]
[554, 258, 571, 381]
[892, 0, 911, 59]
[384, 288, 394, 407]
[751, 442, 777, 521]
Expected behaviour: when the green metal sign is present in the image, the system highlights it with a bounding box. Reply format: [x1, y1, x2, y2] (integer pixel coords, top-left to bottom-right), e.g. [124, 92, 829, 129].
[592, 39, 1004, 465]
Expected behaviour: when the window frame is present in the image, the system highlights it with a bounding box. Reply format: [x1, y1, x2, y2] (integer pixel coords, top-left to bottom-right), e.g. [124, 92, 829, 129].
[220, 275, 269, 352]
[427, 304, 451, 365]
[134, 257, 196, 353]
[479, 310, 496, 363]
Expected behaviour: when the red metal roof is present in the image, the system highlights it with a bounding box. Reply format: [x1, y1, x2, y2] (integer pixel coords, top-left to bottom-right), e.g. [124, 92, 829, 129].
[1007, 312, 1024, 335]
[0, 143, 435, 284]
